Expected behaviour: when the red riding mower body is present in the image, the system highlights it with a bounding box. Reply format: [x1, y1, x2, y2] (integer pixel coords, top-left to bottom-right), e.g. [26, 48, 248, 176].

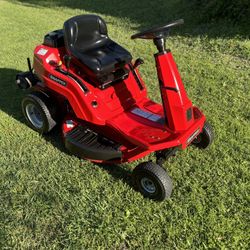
[16, 15, 214, 201]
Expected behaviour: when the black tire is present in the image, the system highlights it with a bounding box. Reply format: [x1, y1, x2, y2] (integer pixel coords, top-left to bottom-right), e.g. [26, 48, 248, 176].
[192, 121, 214, 149]
[133, 161, 173, 201]
[22, 92, 57, 134]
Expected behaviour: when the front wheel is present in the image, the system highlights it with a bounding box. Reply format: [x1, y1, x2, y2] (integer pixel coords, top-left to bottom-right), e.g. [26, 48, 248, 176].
[133, 161, 173, 201]
[192, 121, 214, 149]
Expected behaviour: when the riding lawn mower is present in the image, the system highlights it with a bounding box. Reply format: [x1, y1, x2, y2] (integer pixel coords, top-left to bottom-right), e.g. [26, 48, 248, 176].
[16, 15, 214, 201]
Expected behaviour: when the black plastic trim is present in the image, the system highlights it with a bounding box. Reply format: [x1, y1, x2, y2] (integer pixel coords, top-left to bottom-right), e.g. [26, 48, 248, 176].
[158, 79, 168, 127]
[43, 29, 64, 48]
[16, 71, 39, 89]
[186, 108, 192, 121]
[154, 49, 171, 57]
[154, 38, 166, 53]
[65, 125, 122, 161]
[55, 68, 89, 92]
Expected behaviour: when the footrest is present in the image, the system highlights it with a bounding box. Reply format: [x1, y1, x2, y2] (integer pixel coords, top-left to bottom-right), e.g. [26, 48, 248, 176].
[65, 125, 122, 161]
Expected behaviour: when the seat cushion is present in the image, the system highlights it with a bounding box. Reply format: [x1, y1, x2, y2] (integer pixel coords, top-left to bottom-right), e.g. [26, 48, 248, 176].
[72, 40, 132, 75]
[64, 15, 132, 79]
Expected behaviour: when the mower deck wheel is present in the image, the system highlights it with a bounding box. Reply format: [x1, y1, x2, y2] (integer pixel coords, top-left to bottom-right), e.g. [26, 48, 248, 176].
[133, 161, 172, 201]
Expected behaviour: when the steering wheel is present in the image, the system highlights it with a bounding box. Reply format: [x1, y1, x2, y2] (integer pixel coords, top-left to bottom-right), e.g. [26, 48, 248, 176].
[131, 19, 184, 40]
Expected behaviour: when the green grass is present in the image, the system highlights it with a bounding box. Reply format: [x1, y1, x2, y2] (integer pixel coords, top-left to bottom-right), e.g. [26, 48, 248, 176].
[0, 0, 249, 249]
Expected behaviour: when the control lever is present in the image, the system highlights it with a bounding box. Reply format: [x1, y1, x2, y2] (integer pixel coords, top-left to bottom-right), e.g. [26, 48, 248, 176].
[129, 58, 144, 90]
[133, 58, 144, 69]
[63, 55, 72, 74]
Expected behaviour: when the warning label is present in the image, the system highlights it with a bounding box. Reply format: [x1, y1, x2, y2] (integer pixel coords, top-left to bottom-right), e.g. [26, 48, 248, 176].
[37, 48, 48, 56]
[131, 108, 164, 124]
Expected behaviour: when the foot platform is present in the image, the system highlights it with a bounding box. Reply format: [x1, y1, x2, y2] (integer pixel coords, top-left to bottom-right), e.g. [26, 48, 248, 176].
[65, 125, 122, 161]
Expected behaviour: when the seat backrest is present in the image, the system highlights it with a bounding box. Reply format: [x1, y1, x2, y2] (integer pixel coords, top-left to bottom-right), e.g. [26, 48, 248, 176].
[64, 15, 109, 53]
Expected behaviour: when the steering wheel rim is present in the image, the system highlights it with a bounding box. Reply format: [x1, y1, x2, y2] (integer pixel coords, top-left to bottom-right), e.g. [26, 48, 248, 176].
[131, 19, 184, 40]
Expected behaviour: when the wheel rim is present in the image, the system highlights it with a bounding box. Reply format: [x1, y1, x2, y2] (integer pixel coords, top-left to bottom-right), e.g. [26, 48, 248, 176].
[25, 103, 43, 129]
[140, 177, 156, 194]
[192, 134, 202, 144]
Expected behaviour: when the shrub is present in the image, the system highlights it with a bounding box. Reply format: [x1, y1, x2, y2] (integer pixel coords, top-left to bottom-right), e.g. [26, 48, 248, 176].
[193, 0, 250, 23]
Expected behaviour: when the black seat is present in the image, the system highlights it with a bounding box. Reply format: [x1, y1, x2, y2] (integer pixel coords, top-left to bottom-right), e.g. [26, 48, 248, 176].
[64, 15, 132, 83]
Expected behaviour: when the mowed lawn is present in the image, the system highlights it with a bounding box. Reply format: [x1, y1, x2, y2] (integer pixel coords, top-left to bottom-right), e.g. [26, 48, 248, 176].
[0, 0, 249, 249]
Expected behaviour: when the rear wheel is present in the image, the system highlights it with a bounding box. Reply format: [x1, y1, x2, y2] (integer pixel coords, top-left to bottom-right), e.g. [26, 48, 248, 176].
[133, 161, 173, 201]
[22, 92, 57, 134]
[192, 121, 214, 149]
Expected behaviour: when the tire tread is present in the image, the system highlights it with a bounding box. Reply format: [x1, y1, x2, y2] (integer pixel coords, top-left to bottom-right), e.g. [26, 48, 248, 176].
[22, 92, 57, 134]
[133, 161, 172, 201]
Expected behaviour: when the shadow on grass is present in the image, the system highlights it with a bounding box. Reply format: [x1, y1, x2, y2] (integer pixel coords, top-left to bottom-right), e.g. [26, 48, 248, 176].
[11, 0, 249, 38]
[0, 67, 133, 187]
[0, 68, 70, 155]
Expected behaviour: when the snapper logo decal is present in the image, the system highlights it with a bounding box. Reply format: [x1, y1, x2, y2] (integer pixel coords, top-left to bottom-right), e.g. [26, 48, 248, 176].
[49, 74, 67, 86]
